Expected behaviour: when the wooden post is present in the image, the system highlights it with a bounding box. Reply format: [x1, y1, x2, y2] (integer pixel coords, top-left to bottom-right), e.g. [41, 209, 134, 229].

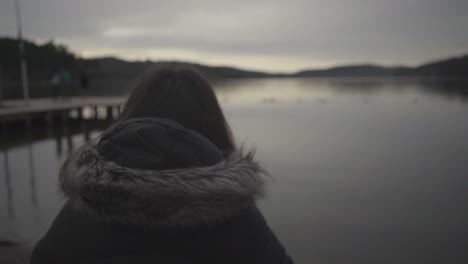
[106, 106, 113, 121]
[2, 121, 14, 219]
[82, 116, 90, 142]
[46, 111, 54, 138]
[62, 110, 73, 153]
[93, 105, 99, 119]
[25, 114, 32, 135]
[25, 115, 37, 208]
[77, 107, 83, 120]
[45, 111, 54, 125]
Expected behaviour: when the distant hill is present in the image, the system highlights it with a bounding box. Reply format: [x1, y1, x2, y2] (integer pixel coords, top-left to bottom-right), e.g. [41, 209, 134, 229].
[0, 38, 273, 98]
[80, 57, 273, 80]
[0, 37, 76, 81]
[414, 55, 468, 77]
[89, 53, 467, 80]
[0, 37, 270, 81]
[83, 54, 468, 81]
[294, 55, 468, 78]
[1, 37, 467, 81]
[0, 37, 467, 98]
[293, 65, 410, 77]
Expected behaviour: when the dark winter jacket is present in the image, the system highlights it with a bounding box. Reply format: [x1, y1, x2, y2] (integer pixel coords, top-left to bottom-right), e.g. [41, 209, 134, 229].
[31, 118, 293, 264]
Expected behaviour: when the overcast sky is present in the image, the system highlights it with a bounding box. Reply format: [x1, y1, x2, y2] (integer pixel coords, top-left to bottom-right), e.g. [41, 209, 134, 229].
[1, 0, 467, 72]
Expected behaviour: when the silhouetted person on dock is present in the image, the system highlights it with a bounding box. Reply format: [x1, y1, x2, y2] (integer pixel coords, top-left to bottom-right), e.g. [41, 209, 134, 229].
[50, 72, 61, 99]
[60, 69, 73, 100]
[31, 67, 293, 264]
[79, 72, 89, 97]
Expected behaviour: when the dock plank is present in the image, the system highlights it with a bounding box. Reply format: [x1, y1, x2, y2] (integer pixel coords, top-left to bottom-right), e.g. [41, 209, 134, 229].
[0, 96, 127, 120]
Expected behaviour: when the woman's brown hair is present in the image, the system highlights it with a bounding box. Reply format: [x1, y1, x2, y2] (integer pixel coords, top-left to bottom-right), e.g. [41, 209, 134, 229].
[118, 65, 235, 153]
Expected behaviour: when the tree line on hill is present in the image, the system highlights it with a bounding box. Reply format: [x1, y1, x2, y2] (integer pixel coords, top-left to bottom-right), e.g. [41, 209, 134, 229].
[0, 37, 467, 99]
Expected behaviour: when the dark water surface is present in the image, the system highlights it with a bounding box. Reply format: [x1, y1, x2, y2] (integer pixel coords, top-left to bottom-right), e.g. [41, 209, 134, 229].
[1, 78, 468, 263]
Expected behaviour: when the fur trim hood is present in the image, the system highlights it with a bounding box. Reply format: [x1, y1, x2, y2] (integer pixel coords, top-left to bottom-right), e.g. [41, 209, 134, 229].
[59, 143, 268, 228]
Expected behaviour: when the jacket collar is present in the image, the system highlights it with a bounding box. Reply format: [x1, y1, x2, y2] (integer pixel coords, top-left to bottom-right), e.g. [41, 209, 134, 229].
[59, 143, 268, 228]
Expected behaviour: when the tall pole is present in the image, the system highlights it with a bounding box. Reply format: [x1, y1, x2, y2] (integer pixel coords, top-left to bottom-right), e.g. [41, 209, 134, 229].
[15, 0, 29, 105]
[0, 65, 3, 105]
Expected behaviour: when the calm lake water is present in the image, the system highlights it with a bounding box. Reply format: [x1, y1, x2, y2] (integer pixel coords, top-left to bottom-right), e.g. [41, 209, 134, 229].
[1, 77, 468, 263]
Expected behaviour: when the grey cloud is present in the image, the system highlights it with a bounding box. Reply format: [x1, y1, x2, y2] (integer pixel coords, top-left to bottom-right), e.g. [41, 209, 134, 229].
[1, 0, 467, 68]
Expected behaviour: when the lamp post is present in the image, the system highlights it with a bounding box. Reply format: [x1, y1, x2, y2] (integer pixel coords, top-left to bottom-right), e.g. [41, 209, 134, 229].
[15, 0, 29, 105]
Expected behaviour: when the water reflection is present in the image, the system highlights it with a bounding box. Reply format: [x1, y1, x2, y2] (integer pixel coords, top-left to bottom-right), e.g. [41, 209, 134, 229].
[0, 78, 467, 263]
[0, 117, 111, 243]
[214, 77, 468, 104]
[2, 123, 13, 219]
[53, 117, 91, 159]
[63, 116, 74, 155]
[26, 118, 38, 210]
[82, 118, 91, 142]
[54, 123, 63, 159]
[419, 78, 468, 101]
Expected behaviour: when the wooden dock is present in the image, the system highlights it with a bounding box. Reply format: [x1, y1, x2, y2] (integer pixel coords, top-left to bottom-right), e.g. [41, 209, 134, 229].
[0, 96, 127, 121]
